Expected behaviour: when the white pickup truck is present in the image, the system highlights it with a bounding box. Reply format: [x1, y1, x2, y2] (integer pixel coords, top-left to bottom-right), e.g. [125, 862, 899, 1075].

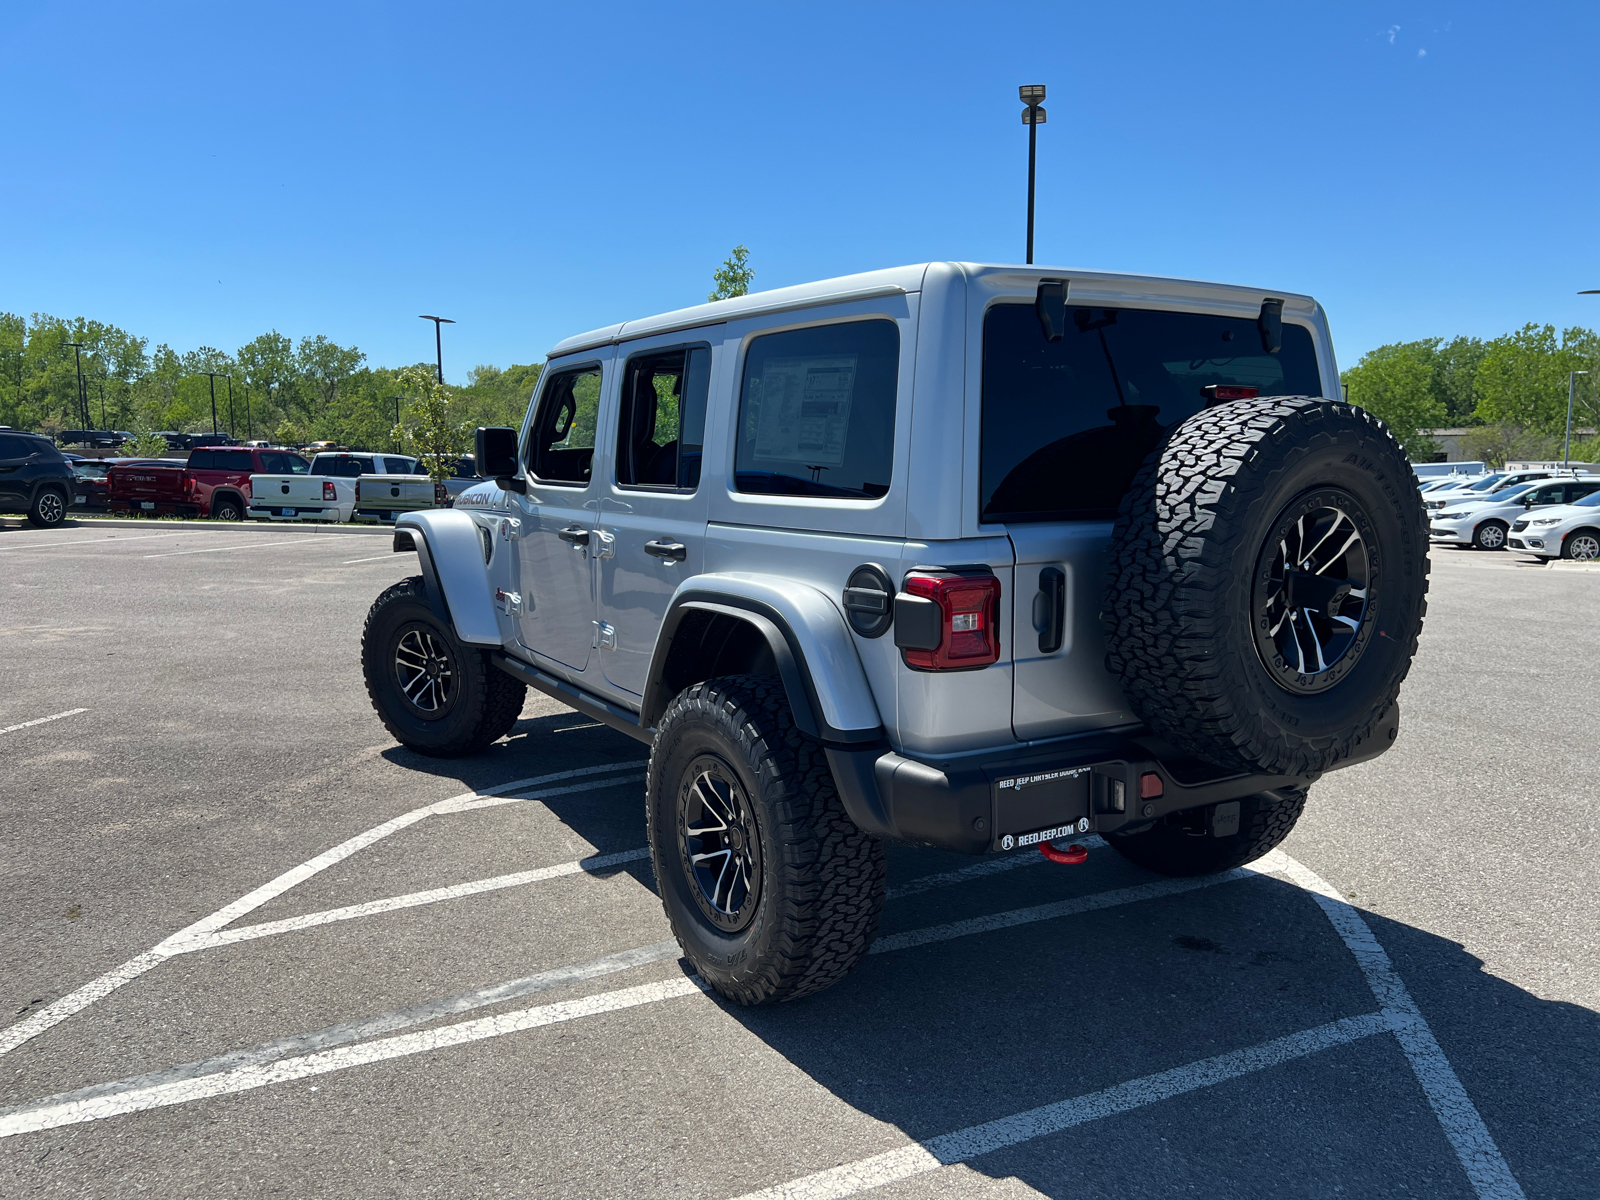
[248, 452, 422, 522]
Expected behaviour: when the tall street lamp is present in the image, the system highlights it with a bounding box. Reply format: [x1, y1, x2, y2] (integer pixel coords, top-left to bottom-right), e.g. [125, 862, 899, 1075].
[200, 371, 228, 436]
[1019, 85, 1046, 265]
[388, 395, 403, 451]
[1566, 370, 1589, 468]
[63, 341, 88, 431]
[418, 315, 455, 384]
[225, 374, 236, 439]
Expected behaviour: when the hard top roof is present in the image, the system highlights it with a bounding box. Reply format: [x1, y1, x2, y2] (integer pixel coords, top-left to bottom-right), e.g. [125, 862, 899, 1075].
[547, 262, 1321, 358]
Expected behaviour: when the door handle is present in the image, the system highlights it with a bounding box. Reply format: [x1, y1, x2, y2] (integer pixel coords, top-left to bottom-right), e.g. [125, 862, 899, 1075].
[643, 539, 687, 562]
[558, 525, 590, 547]
[1034, 566, 1066, 654]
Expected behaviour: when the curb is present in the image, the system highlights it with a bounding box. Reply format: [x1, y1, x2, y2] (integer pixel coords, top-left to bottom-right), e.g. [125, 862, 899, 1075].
[56, 517, 392, 536]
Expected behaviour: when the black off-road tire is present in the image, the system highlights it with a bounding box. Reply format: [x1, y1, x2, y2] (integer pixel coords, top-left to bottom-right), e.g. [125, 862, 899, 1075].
[1472, 520, 1507, 551]
[1103, 396, 1428, 777]
[647, 676, 886, 1005]
[361, 576, 525, 757]
[1106, 787, 1308, 877]
[27, 486, 68, 529]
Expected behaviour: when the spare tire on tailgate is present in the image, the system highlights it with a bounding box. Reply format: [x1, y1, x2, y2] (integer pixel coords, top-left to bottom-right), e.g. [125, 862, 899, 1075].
[1102, 396, 1428, 777]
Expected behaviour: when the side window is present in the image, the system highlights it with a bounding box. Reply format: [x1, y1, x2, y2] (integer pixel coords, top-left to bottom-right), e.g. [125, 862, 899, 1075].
[310, 457, 332, 476]
[528, 365, 602, 486]
[188, 450, 215, 470]
[1567, 482, 1599, 503]
[616, 346, 711, 490]
[1531, 485, 1564, 504]
[0, 435, 23, 459]
[734, 320, 898, 500]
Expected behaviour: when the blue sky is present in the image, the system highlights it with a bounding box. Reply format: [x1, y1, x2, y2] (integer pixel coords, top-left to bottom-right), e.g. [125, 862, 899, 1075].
[3, 1, 1597, 381]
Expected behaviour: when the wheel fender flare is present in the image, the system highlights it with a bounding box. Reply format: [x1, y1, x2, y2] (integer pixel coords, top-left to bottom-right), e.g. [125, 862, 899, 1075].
[210, 488, 246, 513]
[643, 573, 884, 744]
[394, 510, 500, 645]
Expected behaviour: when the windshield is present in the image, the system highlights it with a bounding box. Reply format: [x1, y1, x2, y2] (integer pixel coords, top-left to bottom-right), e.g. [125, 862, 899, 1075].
[259, 452, 309, 474]
[1463, 474, 1506, 491]
[1573, 490, 1600, 508]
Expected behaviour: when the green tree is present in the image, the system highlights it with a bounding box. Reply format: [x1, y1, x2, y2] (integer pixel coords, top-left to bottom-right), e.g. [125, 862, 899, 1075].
[296, 334, 365, 423]
[1473, 323, 1591, 432]
[1433, 335, 1486, 425]
[708, 245, 754, 302]
[1340, 339, 1446, 459]
[395, 364, 463, 487]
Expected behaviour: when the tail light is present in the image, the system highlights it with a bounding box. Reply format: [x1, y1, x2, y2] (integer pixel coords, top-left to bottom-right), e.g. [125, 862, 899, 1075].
[434, 482, 448, 506]
[895, 571, 1002, 670]
[323, 480, 337, 501]
[1201, 384, 1259, 404]
[354, 480, 361, 501]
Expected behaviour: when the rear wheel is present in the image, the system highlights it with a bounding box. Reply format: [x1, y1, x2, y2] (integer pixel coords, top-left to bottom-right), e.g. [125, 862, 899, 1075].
[647, 676, 886, 1005]
[27, 487, 67, 529]
[1562, 529, 1600, 560]
[1106, 787, 1308, 877]
[361, 576, 524, 756]
[1472, 520, 1507, 550]
[212, 496, 244, 521]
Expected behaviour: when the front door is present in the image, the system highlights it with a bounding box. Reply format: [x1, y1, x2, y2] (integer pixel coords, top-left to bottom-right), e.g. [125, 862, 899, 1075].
[595, 341, 714, 696]
[514, 357, 610, 674]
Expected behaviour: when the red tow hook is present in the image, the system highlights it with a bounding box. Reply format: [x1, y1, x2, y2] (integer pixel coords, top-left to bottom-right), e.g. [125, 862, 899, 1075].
[1040, 840, 1088, 865]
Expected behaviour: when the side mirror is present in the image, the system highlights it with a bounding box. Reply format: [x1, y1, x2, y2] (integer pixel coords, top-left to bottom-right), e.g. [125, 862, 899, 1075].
[1522, 495, 1536, 507]
[1035, 279, 1069, 342]
[1258, 298, 1284, 355]
[475, 426, 524, 493]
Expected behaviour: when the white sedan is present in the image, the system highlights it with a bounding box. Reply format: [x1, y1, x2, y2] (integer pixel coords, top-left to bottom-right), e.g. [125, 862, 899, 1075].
[1430, 478, 1600, 550]
[1507, 490, 1600, 560]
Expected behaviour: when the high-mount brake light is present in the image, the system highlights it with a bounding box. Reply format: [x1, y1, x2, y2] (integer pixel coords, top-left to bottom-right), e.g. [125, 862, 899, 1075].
[1202, 384, 1260, 404]
[901, 571, 1002, 670]
[323, 480, 337, 501]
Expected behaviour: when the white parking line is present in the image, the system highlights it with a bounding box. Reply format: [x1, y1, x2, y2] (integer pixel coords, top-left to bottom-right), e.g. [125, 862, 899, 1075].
[729, 1012, 1395, 1200]
[341, 553, 401, 564]
[0, 532, 199, 552]
[143, 538, 324, 558]
[190, 843, 652, 950]
[0, 941, 681, 1125]
[0, 708, 88, 737]
[0, 977, 706, 1139]
[0, 761, 647, 1058]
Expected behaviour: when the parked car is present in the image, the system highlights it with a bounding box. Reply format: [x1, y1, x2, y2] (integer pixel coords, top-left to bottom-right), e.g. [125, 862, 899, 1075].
[248, 451, 418, 522]
[69, 460, 114, 510]
[1430, 477, 1600, 549]
[1508, 489, 1600, 560]
[363, 261, 1427, 1006]
[109, 446, 309, 519]
[442, 454, 482, 503]
[353, 460, 442, 524]
[55, 429, 130, 449]
[185, 433, 238, 449]
[0, 429, 78, 527]
[1424, 469, 1580, 511]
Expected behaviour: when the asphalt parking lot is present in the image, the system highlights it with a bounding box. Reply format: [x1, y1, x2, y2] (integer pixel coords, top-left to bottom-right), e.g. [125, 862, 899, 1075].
[1, 523, 1596, 1199]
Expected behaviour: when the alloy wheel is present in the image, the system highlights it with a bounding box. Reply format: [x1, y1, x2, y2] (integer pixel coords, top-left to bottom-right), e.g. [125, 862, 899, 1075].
[392, 626, 457, 716]
[1252, 490, 1376, 694]
[1568, 533, 1600, 561]
[677, 755, 762, 933]
[37, 492, 64, 524]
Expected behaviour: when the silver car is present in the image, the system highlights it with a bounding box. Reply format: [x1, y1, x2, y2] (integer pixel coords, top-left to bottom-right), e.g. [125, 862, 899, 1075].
[1508, 489, 1600, 559]
[1430, 477, 1600, 550]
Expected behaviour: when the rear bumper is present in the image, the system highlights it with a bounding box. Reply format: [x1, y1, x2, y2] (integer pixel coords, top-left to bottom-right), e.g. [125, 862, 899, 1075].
[827, 708, 1400, 856]
[248, 505, 339, 521]
[110, 500, 197, 518]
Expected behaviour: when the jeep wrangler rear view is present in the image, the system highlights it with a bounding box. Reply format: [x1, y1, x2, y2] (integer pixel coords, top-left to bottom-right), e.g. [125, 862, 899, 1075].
[359, 263, 1427, 1005]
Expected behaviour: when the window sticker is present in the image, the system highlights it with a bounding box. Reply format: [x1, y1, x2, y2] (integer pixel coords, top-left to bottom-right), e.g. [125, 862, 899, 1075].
[753, 355, 858, 468]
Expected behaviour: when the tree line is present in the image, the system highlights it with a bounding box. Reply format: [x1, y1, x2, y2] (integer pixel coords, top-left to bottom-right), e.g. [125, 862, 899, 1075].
[1339, 323, 1600, 466]
[0, 312, 541, 454]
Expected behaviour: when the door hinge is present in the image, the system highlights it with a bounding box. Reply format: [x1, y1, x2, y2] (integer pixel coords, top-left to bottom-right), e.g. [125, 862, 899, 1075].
[498, 517, 523, 541]
[495, 588, 522, 615]
[593, 528, 616, 559]
[592, 620, 617, 650]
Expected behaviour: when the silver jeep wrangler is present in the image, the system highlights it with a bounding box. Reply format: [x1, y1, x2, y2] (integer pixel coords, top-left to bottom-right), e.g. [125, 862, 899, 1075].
[361, 263, 1428, 1005]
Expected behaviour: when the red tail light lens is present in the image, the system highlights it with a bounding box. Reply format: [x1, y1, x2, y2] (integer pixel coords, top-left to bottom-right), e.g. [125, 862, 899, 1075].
[902, 572, 1002, 670]
[323, 480, 337, 501]
[1202, 384, 1259, 404]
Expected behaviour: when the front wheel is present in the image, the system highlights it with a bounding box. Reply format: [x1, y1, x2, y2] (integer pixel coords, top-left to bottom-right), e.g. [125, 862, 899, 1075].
[361, 576, 525, 756]
[1106, 787, 1308, 877]
[1472, 520, 1507, 551]
[27, 487, 67, 529]
[647, 676, 886, 1005]
[1562, 529, 1600, 560]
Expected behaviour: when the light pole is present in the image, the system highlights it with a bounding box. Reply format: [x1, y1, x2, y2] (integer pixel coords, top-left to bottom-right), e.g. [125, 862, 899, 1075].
[243, 383, 253, 441]
[225, 374, 236, 439]
[418, 315, 454, 384]
[63, 341, 88, 431]
[200, 371, 227, 436]
[1565, 371, 1589, 468]
[388, 395, 403, 452]
[1019, 85, 1046, 265]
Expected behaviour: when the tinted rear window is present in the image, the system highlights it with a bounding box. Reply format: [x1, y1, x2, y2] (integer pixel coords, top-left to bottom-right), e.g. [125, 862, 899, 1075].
[735, 319, 898, 500]
[980, 304, 1321, 522]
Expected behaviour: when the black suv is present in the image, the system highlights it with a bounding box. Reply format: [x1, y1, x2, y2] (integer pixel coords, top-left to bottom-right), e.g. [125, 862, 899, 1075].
[0, 430, 76, 527]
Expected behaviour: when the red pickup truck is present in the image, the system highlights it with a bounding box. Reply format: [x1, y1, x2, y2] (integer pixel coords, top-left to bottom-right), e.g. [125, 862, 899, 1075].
[108, 447, 310, 519]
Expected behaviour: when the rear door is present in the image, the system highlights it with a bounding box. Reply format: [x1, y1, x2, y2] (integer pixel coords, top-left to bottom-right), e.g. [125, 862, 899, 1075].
[980, 299, 1326, 741]
[0, 434, 30, 509]
[512, 353, 613, 675]
[595, 337, 716, 697]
